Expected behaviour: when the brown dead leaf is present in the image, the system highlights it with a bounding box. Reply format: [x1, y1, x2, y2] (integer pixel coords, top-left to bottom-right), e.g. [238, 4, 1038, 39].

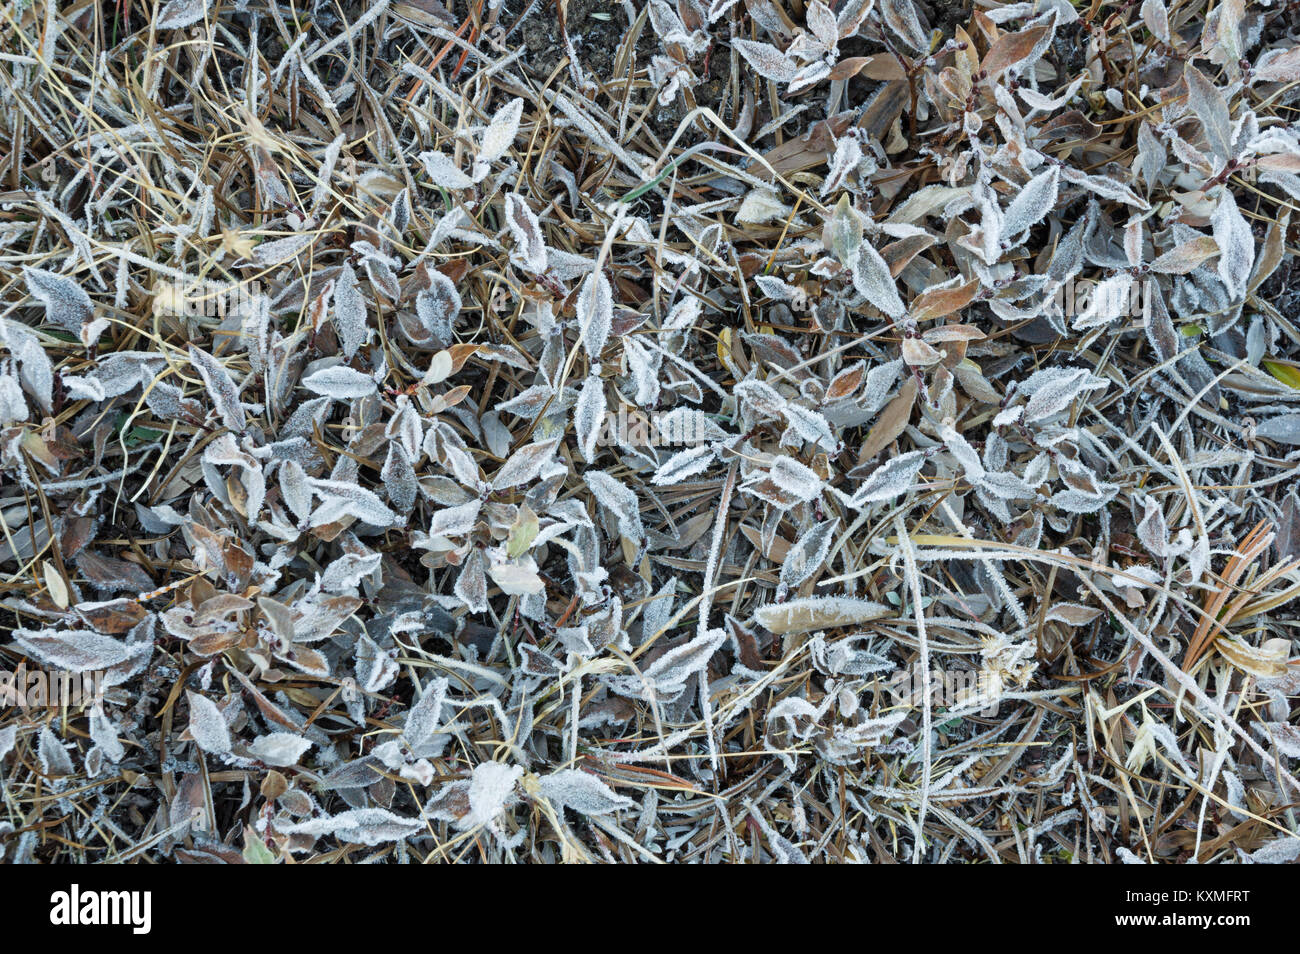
[859, 377, 917, 462]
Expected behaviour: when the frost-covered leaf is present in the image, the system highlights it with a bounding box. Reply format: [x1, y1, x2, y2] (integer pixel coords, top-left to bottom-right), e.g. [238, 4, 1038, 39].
[663, 295, 703, 332]
[247, 733, 313, 767]
[1072, 274, 1135, 330]
[186, 691, 231, 755]
[1150, 236, 1219, 274]
[0, 725, 19, 764]
[0, 372, 30, 420]
[574, 372, 606, 460]
[1245, 835, 1300, 864]
[1050, 487, 1116, 513]
[189, 345, 245, 430]
[852, 451, 926, 504]
[308, 478, 399, 527]
[301, 364, 376, 398]
[22, 266, 93, 332]
[737, 188, 790, 225]
[279, 460, 313, 524]
[577, 269, 613, 360]
[1255, 722, 1300, 758]
[537, 769, 635, 816]
[641, 628, 726, 692]
[1143, 278, 1178, 362]
[1255, 48, 1300, 84]
[251, 232, 315, 265]
[280, 808, 424, 845]
[767, 455, 824, 502]
[653, 444, 716, 485]
[1064, 169, 1150, 209]
[494, 438, 561, 489]
[1001, 166, 1059, 242]
[88, 706, 125, 764]
[381, 443, 417, 513]
[826, 360, 866, 401]
[415, 272, 462, 346]
[1141, 0, 1169, 42]
[655, 408, 727, 443]
[781, 518, 838, 589]
[12, 628, 150, 674]
[474, 98, 524, 177]
[734, 39, 797, 83]
[506, 504, 540, 559]
[1021, 367, 1108, 421]
[755, 597, 892, 634]
[1255, 414, 1300, 445]
[332, 263, 369, 358]
[504, 193, 548, 274]
[455, 548, 489, 613]
[981, 19, 1052, 76]
[584, 470, 644, 541]
[356, 633, 399, 694]
[462, 761, 524, 829]
[901, 337, 944, 367]
[320, 552, 382, 591]
[851, 242, 905, 318]
[156, 0, 209, 29]
[783, 404, 836, 448]
[1212, 192, 1254, 300]
[881, 0, 929, 52]
[827, 194, 864, 265]
[1184, 64, 1232, 160]
[403, 677, 449, 746]
[487, 553, 545, 595]
[735, 378, 788, 418]
[420, 150, 476, 189]
[38, 726, 74, 777]
[816, 633, 894, 676]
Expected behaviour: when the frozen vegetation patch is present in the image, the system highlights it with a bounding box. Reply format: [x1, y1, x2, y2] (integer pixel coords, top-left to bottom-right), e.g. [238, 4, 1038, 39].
[0, 0, 1299, 864]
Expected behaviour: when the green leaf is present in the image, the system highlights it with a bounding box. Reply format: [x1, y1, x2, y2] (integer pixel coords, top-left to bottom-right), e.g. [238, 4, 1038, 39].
[1263, 360, 1300, 390]
[506, 504, 539, 559]
[828, 194, 863, 267]
[242, 831, 277, 864]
